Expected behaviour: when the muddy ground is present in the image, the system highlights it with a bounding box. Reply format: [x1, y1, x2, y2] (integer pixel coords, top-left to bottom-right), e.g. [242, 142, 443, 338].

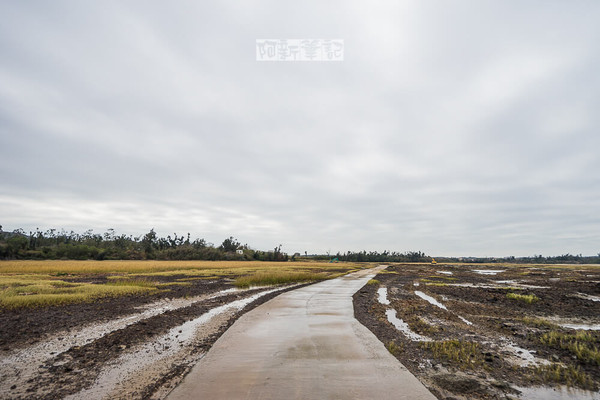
[353, 263, 600, 400]
[0, 275, 309, 399]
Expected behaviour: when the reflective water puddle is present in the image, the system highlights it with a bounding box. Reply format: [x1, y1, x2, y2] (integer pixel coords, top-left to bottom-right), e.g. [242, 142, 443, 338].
[559, 323, 600, 331]
[385, 309, 430, 341]
[516, 385, 600, 400]
[377, 287, 390, 305]
[473, 270, 505, 275]
[414, 291, 472, 325]
[377, 286, 428, 341]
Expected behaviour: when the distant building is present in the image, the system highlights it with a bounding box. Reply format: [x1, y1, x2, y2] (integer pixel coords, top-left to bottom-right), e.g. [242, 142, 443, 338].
[236, 249, 244, 255]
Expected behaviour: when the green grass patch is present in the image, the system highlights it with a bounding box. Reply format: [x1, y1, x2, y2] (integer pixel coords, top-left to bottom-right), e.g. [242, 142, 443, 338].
[408, 317, 439, 335]
[367, 279, 380, 285]
[506, 292, 539, 304]
[419, 340, 486, 370]
[386, 341, 403, 356]
[520, 316, 558, 329]
[427, 275, 457, 281]
[539, 330, 600, 365]
[532, 363, 595, 389]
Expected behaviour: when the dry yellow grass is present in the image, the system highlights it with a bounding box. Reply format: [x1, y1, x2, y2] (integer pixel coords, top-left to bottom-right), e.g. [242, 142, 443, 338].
[0, 277, 157, 309]
[0, 260, 360, 274]
[0, 260, 365, 309]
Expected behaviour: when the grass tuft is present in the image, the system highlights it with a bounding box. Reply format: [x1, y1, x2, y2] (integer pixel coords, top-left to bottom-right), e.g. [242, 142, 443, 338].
[419, 340, 486, 370]
[532, 363, 595, 389]
[387, 341, 403, 356]
[506, 292, 539, 304]
[408, 317, 439, 335]
[539, 330, 600, 365]
[367, 279, 380, 285]
[520, 316, 558, 329]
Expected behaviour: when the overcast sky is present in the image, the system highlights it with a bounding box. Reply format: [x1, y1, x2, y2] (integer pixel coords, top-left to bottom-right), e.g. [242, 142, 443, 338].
[1, 1, 599, 257]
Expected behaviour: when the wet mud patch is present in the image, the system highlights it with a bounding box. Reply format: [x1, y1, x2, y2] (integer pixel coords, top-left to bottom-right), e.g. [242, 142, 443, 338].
[354, 263, 600, 399]
[0, 277, 311, 399]
[0, 277, 231, 351]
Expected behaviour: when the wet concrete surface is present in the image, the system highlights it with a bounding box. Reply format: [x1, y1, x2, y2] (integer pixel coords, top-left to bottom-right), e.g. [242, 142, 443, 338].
[167, 266, 436, 400]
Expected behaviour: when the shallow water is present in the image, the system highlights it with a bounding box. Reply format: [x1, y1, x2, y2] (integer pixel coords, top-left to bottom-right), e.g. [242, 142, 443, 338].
[377, 286, 428, 341]
[377, 287, 390, 305]
[437, 271, 453, 275]
[415, 291, 447, 310]
[385, 309, 429, 341]
[516, 385, 600, 400]
[473, 269, 505, 275]
[497, 338, 549, 367]
[575, 292, 600, 302]
[559, 323, 600, 331]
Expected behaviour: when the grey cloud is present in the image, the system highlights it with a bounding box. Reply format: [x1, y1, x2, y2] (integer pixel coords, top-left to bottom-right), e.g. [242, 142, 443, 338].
[1, 0, 599, 256]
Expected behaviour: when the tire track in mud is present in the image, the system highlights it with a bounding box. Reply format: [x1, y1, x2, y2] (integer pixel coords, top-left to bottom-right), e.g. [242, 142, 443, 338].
[1, 285, 305, 400]
[0, 288, 240, 386]
[0, 288, 242, 395]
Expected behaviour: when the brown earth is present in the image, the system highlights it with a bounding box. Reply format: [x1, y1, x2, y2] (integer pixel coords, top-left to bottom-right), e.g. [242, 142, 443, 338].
[0, 275, 311, 399]
[353, 263, 600, 400]
[0, 276, 230, 351]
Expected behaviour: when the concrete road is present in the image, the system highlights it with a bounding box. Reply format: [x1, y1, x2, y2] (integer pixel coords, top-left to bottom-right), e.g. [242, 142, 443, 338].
[167, 266, 436, 400]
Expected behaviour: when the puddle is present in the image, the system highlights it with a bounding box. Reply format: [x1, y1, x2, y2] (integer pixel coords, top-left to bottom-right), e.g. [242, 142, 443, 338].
[378, 287, 429, 341]
[448, 283, 513, 289]
[0, 287, 255, 394]
[498, 338, 549, 367]
[415, 291, 447, 310]
[559, 323, 600, 331]
[385, 309, 430, 342]
[437, 271, 453, 275]
[65, 287, 282, 400]
[377, 287, 390, 305]
[445, 282, 550, 290]
[413, 282, 420, 287]
[473, 270, 505, 275]
[515, 385, 600, 400]
[414, 291, 473, 326]
[574, 292, 600, 302]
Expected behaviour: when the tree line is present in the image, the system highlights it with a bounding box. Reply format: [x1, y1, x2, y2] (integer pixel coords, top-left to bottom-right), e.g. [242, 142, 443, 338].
[0, 226, 288, 261]
[1, 225, 597, 263]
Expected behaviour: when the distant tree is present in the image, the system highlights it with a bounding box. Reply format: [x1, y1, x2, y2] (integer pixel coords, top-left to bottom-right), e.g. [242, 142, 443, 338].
[219, 236, 241, 252]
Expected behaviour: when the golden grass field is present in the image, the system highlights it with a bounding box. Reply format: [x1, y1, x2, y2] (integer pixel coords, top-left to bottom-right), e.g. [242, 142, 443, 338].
[0, 260, 365, 309]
